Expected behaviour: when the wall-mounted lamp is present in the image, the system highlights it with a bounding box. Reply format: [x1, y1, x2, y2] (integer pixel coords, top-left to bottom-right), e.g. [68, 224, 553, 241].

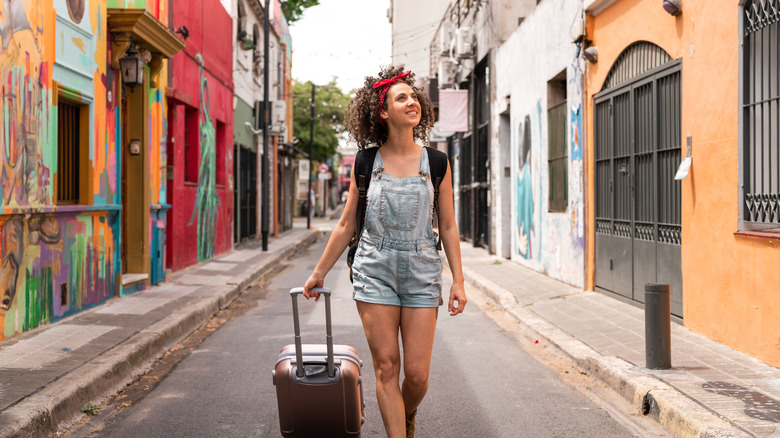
[175, 26, 190, 40]
[584, 46, 598, 63]
[662, 0, 682, 16]
[128, 139, 141, 155]
[119, 46, 145, 90]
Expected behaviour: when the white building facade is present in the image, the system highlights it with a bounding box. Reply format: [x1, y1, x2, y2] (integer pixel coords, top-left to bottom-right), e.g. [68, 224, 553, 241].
[493, 0, 586, 287]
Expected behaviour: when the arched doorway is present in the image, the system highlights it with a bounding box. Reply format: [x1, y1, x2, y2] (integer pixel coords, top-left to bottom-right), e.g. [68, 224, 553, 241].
[593, 41, 683, 317]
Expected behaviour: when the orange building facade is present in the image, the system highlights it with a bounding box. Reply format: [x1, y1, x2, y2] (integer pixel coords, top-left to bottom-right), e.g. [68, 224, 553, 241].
[585, 0, 780, 367]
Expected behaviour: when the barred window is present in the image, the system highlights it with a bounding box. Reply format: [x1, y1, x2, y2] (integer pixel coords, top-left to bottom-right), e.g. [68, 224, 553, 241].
[57, 100, 81, 204]
[184, 107, 199, 184]
[741, 0, 780, 228]
[548, 72, 567, 212]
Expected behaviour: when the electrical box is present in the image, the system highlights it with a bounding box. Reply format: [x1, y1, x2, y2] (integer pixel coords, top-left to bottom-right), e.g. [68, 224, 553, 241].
[271, 100, 287, 125]
[269, 100, 287, 138]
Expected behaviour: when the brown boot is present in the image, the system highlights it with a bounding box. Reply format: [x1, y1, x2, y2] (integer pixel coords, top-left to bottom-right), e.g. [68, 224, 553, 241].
[405, 409, 417, 438]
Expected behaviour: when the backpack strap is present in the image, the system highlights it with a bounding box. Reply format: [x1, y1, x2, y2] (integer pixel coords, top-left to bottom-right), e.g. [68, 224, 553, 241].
[353, 147, 380, 245]
[426, 147, 449, 250]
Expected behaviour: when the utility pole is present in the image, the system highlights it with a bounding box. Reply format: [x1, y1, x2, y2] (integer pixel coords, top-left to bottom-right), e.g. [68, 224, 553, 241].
[261, 0, 270, 251]
[307, 83, 315, 229]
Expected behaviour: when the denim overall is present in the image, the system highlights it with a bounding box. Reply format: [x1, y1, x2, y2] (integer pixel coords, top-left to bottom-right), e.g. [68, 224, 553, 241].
[351, 148, 443, 308]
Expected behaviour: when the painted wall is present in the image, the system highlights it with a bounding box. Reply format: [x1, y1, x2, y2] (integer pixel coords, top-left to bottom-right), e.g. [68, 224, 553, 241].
[0, 0, 125, 341]
[167, 0, 234, 270]
[493, 0, 585, 287]
[585, 0, 780, 367]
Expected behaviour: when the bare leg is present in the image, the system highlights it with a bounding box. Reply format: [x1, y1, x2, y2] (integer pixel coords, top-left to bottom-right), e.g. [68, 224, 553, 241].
[356, 301, 405, 438]
[400, 307, 438, 416]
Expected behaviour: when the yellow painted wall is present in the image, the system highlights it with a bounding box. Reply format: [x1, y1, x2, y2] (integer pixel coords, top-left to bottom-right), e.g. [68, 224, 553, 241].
[585, 0, 780, 367]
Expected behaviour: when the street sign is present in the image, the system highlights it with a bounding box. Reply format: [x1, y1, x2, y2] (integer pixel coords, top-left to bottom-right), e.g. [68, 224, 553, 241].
[319, 163, 329, 173]
[318, 173, 332, 180]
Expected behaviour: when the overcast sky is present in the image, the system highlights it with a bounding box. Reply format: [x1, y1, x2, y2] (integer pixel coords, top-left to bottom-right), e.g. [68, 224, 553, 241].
[288, 0, 392, 93]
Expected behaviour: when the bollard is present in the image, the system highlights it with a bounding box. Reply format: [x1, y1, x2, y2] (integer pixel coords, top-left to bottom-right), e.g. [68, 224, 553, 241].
[645, 283, 672, 369]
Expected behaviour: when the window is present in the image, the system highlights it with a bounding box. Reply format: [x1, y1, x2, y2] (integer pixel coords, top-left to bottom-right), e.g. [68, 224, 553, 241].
[56, 99, 83, 204]
[237, 2, 247, 41]
[184, 107, 199, 184]
[216, 121, 227, 186]
[253, 24, 262, 76]
[547, 72, 567, 212]
[741, 0, 780, 229]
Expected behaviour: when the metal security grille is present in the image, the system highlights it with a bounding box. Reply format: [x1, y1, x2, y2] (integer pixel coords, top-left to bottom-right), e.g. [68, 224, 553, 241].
[742, 0, 780, 225]
[603, 41, 673, 91]
[236, 146, 257, 242]
[548, 102, 567, 212]
[458, 57, 490, 249]
[57, 101, 80, 204]
[594, 52, 683, 317]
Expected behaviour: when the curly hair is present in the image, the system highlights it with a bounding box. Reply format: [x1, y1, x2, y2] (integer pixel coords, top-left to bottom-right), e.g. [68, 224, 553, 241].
[344, 65, 436, 150]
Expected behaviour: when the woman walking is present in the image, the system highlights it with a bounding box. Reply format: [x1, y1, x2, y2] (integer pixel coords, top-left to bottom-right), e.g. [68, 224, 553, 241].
[303, 65, 466, 438]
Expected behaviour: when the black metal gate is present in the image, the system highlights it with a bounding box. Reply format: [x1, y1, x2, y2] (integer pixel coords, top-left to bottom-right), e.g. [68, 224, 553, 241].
[458, 57, 490, 248]
[277, 154, 294, 232]
[234, 145, 257, 242]
[594, 45, 683, 317]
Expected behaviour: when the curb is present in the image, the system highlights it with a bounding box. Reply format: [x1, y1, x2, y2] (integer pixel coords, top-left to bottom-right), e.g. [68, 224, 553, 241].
[457, 263, 751, 438]
[0, 229, 320, 438]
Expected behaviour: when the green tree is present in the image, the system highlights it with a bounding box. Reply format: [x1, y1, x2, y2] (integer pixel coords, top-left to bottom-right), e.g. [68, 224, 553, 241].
[281, 0, 320, 23]
[292, 79, 350, 163]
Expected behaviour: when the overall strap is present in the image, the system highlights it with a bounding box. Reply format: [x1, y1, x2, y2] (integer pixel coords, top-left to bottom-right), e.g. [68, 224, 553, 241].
[426, 147, 449, 250]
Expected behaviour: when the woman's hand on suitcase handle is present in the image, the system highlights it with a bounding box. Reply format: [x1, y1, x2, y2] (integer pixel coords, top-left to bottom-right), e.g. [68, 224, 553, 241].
[448, 282, 467, 316]
[303, 274, 324, 301]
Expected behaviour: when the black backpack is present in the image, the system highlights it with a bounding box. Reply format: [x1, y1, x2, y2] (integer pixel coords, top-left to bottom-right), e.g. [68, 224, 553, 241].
[347, 146, 449, 282]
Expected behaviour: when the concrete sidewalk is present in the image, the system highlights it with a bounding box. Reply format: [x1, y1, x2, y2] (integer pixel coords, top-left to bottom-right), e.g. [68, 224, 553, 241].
[0, 219, 322, 437]
[448, 243, 779, 438]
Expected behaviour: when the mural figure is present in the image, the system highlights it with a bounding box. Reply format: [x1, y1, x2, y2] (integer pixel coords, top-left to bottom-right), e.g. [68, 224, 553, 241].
[66, 0, 85, 24]
[516, 115, 534, 259]
[0, 0, 32, 51]
[188, 54, 219, 261]
[1, 214, 60, 325]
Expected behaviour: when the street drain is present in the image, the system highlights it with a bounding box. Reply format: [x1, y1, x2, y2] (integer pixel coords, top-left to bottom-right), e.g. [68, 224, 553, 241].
[702, 381, 780, 423]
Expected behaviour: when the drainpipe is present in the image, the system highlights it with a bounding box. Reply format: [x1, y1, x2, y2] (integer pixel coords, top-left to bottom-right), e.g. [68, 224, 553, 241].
[261, 0, 270, 251]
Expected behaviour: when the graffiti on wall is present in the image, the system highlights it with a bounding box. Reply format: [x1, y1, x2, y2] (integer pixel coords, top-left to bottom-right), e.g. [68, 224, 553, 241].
[570, 104, 584, 249]
[188, 54, 219, 261]
[1, 1, 50, 209]
[515, 114, 535, 260]
[0, 1, 120, 340]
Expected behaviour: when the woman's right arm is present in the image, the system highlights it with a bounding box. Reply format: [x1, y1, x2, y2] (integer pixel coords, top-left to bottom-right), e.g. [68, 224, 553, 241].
[302, 165, 360, 300]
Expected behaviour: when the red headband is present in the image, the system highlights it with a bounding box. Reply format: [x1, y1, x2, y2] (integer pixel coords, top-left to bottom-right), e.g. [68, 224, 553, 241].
[373, 71, 412, 125]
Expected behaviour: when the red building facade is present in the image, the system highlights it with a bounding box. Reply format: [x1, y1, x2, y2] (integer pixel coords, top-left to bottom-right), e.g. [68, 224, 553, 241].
[166, 0, 234, 270]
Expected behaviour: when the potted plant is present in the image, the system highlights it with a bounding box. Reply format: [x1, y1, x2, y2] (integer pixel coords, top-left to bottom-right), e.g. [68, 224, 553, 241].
[237, 30, 254, 51]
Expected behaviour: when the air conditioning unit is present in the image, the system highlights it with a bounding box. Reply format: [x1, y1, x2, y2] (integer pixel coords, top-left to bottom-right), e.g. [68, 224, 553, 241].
[455, 27, 474, 59]
[438, 22, 455, 56]
[438, 58, 457, 89]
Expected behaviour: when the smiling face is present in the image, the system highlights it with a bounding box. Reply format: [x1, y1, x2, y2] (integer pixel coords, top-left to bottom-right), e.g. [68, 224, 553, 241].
[381, 82, 421, 129]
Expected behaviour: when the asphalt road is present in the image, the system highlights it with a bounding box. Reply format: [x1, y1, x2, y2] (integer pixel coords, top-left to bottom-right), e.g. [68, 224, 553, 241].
[67, 233, 666, 437]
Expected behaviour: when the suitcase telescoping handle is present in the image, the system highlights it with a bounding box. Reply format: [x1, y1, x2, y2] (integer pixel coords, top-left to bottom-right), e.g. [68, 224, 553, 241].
[289, 287, 334, 379]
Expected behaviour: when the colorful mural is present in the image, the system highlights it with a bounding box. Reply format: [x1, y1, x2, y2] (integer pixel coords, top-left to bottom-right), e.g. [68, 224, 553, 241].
[0, 0, 174, 341]
[188, 54, 219, 262]
[515, 114, 535, 260]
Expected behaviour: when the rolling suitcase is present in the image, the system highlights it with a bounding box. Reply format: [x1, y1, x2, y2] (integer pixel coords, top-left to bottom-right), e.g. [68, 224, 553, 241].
[273, 287, 365, 437]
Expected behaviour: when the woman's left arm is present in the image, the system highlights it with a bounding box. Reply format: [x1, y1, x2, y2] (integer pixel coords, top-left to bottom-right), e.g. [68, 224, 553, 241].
[436, 161, 467, 316]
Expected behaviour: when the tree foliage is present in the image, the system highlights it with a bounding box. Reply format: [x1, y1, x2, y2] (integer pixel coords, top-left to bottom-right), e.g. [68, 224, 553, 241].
[281, 0, 320, 23]
[292, 79, 350, 163]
